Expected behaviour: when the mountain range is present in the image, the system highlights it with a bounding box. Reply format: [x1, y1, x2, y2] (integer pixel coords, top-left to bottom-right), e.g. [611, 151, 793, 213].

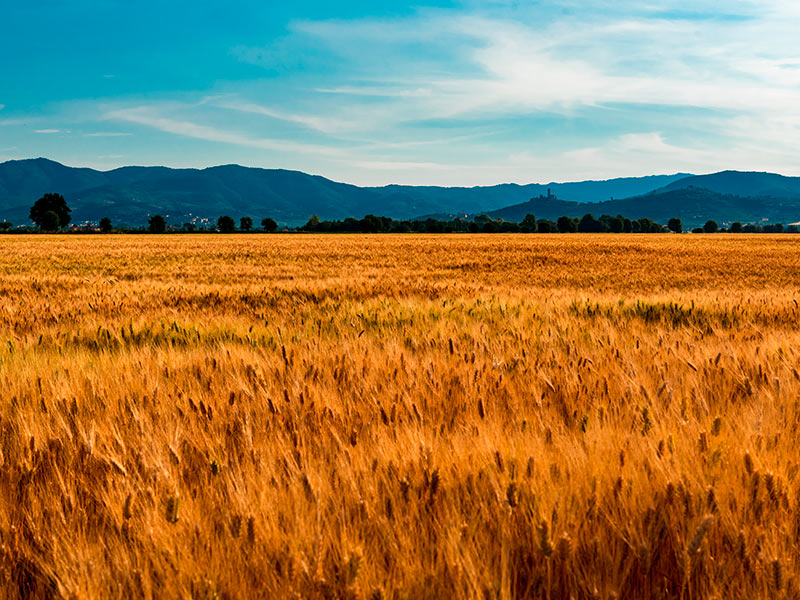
[1, 158, 800, 228]
[488, 173, 800, 226]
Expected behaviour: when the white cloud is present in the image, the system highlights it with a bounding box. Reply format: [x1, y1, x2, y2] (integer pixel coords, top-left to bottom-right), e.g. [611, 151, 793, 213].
[504, 130, 800, 183]
[347, 160, 456, 171]
[84, 132, 133, 137]
[35, 129, 61, 134]
[215, 100, 358, 134]
[221, 5, 800, 141]
[260, 3, 800, 181]
[316, 86, 433, 98]
[0, 118, 32, 126]
[294, 10, 800, 120]
[107, 106, 346, 157]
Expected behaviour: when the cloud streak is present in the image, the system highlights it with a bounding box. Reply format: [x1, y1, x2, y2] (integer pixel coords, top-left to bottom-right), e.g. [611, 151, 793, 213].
[106, 107, 348, 157]
[84, 132, 133, 137]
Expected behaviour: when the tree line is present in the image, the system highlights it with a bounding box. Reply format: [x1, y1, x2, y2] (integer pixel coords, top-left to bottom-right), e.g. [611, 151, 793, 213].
[144, 215, 278, 234]
[2, 193, 798, 234]
[297, 214, 799, 234]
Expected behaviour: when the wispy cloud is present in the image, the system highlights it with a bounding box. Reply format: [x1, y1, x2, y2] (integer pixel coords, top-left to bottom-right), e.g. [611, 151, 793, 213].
[0, 118, 34, 126]
[348, 160, 456, 171]
[106, 106, 347, 157]
[273, 8, 800, 119]
[316, 86, 433, 98]
[214, 100, 358, 134]
[84, 132, 132, 137]
[35, 129, 62, 134]
[270, 2, 800, 181]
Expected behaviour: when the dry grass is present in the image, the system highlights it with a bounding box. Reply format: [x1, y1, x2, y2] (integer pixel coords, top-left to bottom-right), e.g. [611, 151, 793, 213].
[1, 233, 800, 599]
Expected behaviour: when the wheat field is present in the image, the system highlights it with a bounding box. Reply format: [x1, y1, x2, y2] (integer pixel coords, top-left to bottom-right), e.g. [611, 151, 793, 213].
[1, 234, 799, 599]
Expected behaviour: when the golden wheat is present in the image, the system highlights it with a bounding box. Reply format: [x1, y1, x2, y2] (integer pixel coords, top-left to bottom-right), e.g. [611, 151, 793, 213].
[0, 233, 799, 598]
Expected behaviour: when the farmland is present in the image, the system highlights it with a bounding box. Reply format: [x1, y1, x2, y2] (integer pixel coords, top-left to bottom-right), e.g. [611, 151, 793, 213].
[1, 234, 800, 598]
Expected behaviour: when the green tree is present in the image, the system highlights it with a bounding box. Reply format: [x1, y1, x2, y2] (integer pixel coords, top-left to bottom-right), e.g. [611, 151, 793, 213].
[703, 220, 719, 233]
[40, 211, 61, 231]
[557, 216, 577, 233]
[668, 218, 682, 233]
[579, 213, 604, 233]
[730, 221, 743, 233]
[481, 220, 499, 233]
[609, 216, 624, 233]
[520, 213, 537, 233]
[360, 214, 383, 233]
[623, 218, 633, 233]
[217, 215, 236, 233]
[303, 215, 321, 232]
[0, 222, 11, 232]
[637, 218, 662, 233]
[261, 217, 278, 232]
[240, 216, 253, 231]
[30, 193, 71, 229]
[148, 215, 167, 233]
[99, 217, 113, 233]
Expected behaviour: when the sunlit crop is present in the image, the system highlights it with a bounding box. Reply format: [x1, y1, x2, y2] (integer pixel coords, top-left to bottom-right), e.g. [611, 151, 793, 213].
[1, 233, 800, 598]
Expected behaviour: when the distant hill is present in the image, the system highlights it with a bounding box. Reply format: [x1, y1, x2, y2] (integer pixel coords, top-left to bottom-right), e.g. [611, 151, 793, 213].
[0, 158, 688, 226]
[375, 173, 691, 217]
[4, 159, 798, 228]
[488, 186, 800, 228]
[658, 171, 800, 199]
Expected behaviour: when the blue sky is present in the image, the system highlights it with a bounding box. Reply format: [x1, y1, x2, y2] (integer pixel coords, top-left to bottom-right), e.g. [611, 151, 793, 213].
[2, 0, 800, 185]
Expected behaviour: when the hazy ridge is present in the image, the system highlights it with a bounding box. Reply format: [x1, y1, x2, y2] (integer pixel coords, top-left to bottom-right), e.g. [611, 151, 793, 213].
[3, 158, 800, 227]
